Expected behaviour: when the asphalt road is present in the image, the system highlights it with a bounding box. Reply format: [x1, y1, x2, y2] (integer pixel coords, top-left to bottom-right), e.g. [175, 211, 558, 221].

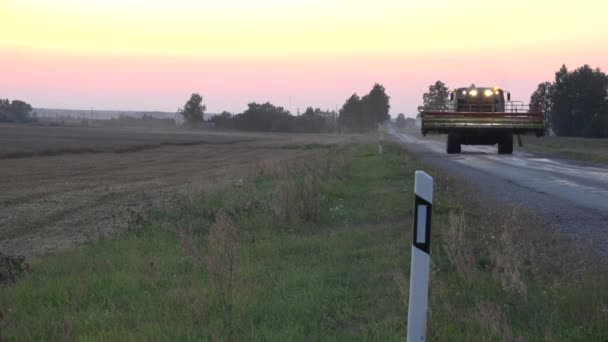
[388, 128, 608, 254]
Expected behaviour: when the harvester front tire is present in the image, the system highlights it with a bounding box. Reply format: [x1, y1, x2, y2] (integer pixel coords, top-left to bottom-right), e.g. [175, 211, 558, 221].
[447, 134, 461, 154]
[498, 135, 513, 154]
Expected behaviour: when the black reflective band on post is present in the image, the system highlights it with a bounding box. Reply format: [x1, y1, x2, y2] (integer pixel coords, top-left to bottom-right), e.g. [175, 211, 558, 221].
[413, 195, 432, 254]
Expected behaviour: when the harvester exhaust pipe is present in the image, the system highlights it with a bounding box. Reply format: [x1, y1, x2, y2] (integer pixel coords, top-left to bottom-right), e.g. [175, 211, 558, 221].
[517, 134, 523, 147]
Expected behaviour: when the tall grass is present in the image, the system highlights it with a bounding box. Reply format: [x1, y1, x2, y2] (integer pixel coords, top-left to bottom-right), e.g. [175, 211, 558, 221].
[205, 212, 239, 340]
[431, 184, 608, 340]
[442, 210, 475, 283]
[269, 146, 353, 227]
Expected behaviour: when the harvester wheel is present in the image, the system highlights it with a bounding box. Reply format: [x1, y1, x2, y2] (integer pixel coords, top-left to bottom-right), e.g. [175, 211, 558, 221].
[447, 134, 461, 154]
[498, 135, 513, 154]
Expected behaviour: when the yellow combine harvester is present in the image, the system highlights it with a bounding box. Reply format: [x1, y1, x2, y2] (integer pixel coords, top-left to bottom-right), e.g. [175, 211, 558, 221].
[421, 86, 544, 154]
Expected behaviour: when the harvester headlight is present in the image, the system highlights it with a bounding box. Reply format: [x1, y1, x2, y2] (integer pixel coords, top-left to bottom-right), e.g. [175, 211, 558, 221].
[484, 89, 493, 97]
[462, 90, 467, 95]
[469, 89, 478, 96]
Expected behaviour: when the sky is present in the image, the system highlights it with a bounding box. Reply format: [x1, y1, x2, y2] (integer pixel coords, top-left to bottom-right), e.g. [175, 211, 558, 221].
[1, 0, 607, 116]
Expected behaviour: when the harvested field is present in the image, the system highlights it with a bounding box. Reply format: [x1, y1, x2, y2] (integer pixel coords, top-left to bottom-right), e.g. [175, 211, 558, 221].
[0, 124, 276, 158]
[0, 124, 362, 257]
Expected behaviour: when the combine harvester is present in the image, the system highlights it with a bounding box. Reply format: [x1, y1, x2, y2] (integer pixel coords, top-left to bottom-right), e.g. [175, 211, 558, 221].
[421, 86, 544, 154]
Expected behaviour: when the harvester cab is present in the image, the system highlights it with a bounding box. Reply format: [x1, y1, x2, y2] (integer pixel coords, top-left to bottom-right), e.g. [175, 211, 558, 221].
[449, 86, 509, 113]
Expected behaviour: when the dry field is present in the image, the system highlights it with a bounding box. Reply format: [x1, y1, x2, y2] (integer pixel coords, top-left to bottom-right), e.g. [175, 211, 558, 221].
[0, 124, 361, 257]
[0, 124, 279, 158]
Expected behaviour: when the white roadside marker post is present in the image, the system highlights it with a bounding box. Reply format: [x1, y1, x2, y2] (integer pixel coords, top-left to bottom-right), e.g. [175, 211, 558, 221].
[379, 138, 383, 155]
[407, 171, 433, 342]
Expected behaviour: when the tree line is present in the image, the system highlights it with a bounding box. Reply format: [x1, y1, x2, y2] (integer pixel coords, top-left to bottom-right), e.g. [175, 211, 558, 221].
[209, 104, 337, 133]
[179, 83, 391, 133]
[530, 64, 608, 137]
[0, 99, 35, 123]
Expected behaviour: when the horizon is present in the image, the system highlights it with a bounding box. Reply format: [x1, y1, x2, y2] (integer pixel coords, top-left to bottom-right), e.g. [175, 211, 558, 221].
[2, 0, 607, 117]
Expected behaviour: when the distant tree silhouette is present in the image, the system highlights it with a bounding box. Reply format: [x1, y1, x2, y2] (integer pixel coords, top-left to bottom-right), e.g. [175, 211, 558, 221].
[417, 81, 451, 117]
[0, 99, 34, 123]
[179, 93, 206, 127]
[338, 83, 391, 132]
[236, 102, 291, 131]
[211, 103, 336, 133]
[540, 65, 608, 137]
[300, 107, 336, 132]
[338, 94, 364, 132]
[529, 81, 553, 132]
[395, 113, 407, 128]
[363, 83, 391, 128]
[210, 111, 233, 127]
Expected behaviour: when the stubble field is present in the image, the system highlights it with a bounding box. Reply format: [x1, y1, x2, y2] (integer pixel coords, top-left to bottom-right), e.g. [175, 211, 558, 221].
[0, 124, 359, 257]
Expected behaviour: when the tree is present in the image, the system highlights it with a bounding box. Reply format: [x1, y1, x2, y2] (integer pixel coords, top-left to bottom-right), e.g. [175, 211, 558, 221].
[363, 83, 391, 127]
[297, 107, 333, 132]
[236, 102, 291, 131]
[210, 111, 233, 128]
[0, 99, 11, 122]
[338, 83, 391, 132]
[303, 107, 316, 116]
[338, 93, 364, 132]
[0, 98, 34, 123]
[179, 93, 206, 127]
[417, 81, 451, 116]
[395, 113, 406, 128]
[550, 64, 608, 137]
[529, 82, 553, 132]
[550, 65, 573, 136]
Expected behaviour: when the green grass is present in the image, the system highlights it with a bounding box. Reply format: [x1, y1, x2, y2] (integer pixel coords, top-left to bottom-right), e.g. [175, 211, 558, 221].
[1, 143, 607, 340]
[517, 135, 608, 164]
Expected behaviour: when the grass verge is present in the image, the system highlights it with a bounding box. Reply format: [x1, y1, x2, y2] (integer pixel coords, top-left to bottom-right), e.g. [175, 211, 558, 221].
[1, 142, 606, 340]
[517, 135, 608, 164]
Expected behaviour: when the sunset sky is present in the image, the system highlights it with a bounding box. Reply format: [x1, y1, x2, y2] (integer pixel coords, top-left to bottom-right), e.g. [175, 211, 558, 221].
[1, 0, 607, 116]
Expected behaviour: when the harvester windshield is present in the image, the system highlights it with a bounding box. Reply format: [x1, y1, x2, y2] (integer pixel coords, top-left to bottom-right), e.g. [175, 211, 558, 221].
[454, 87, 505, 112]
